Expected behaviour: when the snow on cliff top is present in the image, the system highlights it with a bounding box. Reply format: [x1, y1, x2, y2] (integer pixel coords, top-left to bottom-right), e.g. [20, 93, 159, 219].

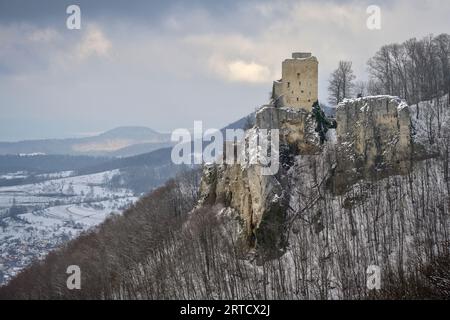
[337, 95, 408, 111]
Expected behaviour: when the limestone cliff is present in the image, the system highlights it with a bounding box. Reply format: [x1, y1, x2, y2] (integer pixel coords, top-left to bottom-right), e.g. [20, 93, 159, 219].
[198, 161, 286, 256]
[332, 96, 412, 193]
[256, 105, 321, 155]
[198, 96, 415, 256]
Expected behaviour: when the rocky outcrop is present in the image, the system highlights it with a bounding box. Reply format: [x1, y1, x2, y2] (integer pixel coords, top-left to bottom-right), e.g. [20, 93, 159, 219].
[198, 134, 288, 257]
[256, 104, 321, 155]
[198, 95, 414, 255]
[333, 96, 412, 193]
[198, 104, 328, 256]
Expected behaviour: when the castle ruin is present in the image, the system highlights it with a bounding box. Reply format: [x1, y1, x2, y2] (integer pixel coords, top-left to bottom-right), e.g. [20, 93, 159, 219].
[199, 52, 414, 255]
[272, 52, 319, 111]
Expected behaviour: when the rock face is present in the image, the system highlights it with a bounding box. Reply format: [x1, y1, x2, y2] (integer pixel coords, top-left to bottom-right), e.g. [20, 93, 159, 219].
[256, 105, 321, 155]
[198, 104, 328, 256]
[333, 96, 412, 192]
[198, 95, 414, 255]
[198, 161, 286, 256]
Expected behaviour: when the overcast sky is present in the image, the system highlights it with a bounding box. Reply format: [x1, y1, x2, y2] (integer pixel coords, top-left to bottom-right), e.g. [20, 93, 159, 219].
[1, 0, 449, 141]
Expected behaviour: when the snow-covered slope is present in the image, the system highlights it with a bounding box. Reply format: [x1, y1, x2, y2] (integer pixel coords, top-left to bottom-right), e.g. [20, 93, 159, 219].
[0, 170, 137, 285]
[410, 94, 450, 158]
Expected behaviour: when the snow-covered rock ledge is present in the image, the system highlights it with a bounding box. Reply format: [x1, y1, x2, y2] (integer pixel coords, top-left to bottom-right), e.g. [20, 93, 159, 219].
[333, 95, 412, 193]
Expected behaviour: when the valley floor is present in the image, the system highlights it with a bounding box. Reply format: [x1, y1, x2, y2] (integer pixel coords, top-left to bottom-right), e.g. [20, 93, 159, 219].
[0, 169, 137, 285]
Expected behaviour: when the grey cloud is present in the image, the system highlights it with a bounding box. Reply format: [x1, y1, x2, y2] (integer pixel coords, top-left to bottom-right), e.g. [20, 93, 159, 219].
[0, 0, 449, 141]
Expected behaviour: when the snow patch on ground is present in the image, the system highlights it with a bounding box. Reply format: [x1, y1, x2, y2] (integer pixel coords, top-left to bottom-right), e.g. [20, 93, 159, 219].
[0, 169, 137, 285]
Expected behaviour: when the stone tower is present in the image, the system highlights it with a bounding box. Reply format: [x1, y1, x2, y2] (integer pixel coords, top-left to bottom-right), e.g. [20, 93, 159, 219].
[272, 52, 318, 111]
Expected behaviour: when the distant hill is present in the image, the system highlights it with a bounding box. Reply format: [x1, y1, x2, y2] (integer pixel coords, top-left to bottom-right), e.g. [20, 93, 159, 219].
[76, 147, 174, 175]
[221, 112, 256, 132]
[0, 113, 257, 184]
[0, 115, 260, 158]
[0, 154, 109, 175]
[0, 126, 172, 157]
[109, 141, 175, 157]
[77, 113, 258, 175]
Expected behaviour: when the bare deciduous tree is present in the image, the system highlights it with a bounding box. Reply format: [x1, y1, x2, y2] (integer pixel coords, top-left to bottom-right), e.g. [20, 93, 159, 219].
[367, 34, 450, 106]
[328, 61, 356, 106]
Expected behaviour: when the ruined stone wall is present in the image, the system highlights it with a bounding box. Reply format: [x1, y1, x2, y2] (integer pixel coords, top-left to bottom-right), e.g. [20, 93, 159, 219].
[273, 53, 318, 111]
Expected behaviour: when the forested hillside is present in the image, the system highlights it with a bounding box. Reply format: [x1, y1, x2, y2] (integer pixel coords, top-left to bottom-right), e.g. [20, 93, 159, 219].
[1, 34, 449, 300]
[1, 94, 449, 299]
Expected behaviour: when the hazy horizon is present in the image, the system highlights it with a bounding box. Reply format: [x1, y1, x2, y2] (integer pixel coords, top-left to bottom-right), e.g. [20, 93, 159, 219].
[1, 0, 450, 141]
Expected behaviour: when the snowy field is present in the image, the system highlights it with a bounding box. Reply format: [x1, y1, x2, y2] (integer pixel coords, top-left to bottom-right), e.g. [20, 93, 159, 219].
[0, 170, 138, 285]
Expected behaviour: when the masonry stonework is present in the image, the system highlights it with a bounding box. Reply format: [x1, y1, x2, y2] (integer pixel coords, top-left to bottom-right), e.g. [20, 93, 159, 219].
[272, 52, 319, 111]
